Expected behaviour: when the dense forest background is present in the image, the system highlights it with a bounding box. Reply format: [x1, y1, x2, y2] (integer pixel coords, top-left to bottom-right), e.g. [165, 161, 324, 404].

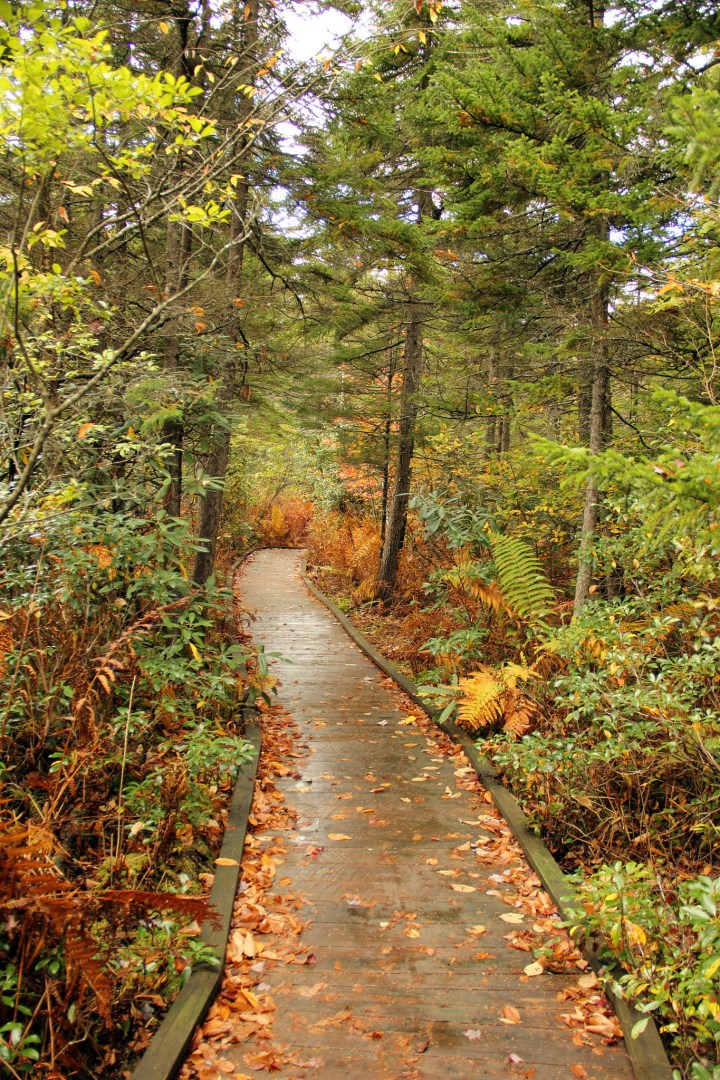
[2, 0, 720, 1076]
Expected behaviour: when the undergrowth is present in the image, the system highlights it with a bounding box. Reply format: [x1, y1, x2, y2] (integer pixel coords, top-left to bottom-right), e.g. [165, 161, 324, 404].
[0, 504, 261, 1077]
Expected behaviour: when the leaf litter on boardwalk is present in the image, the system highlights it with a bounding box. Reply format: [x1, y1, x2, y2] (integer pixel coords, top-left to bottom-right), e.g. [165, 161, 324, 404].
[378, 676, 626, 1052]
[180, 703, 313, 1080]
[182, 668, 626, 1079]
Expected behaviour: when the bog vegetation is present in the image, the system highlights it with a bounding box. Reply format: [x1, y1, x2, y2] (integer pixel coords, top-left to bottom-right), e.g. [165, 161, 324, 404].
[1, 0, 720, 1077]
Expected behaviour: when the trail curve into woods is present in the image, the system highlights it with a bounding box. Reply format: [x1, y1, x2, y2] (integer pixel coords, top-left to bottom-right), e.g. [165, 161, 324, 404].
[183, 548, 635, 1080]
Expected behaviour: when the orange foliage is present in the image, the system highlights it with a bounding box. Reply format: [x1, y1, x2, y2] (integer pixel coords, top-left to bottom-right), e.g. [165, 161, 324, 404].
[254, 496, 314, 548]
[305, 510, 529, 677]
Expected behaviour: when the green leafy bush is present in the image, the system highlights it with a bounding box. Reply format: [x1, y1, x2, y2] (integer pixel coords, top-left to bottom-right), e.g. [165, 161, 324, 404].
[568, 864, 720, 1074]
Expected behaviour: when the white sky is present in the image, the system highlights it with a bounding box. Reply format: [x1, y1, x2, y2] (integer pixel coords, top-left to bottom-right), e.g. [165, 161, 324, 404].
[282, 6, 354, 63]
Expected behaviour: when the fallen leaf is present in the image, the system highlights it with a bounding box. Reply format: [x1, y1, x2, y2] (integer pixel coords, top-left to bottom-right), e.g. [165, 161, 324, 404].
[327, 833, 352, 841]
[524, 962, 544, 977]
[585, 1012, 621, 1038]
[450, 883, 477, 893]
[500, 1005, 522, 1025]
[499, 912, 524, 924]
[296, 982, 327, 998]
[464, 1029, 482, 1040]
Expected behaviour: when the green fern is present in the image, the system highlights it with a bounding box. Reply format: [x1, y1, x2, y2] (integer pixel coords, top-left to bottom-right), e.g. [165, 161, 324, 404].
[490, 535, 555, 624]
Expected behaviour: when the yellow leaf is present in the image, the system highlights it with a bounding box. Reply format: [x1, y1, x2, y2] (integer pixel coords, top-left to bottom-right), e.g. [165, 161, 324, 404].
[189, 642, 202, 663]
[78, 422, 95, 439]
[658, 279, 684, 295]
[419, 30, 427, 43]
[524, 962, 544, 977]
[159, 20, 169, 34]
[406, 927, 420, 938]
[239, 987, 260, 1009]
[215, 857, 240, 866]
[328, 833, 351, 841]
[705, 957, 720, 980]
[450, 883, 477, 893]
[625, 920, 647, 947]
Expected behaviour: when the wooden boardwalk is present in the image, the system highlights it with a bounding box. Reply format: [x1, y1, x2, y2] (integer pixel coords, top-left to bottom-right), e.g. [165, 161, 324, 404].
[196, 549, 635, 1079]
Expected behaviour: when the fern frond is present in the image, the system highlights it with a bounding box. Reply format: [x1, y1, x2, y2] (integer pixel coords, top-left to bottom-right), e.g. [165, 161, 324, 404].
[468, 580, 507, 612]
[501, 661, 536, 689]
[457, 669, 504, 731]
[504, 694, 537, 738]
[352, 575, 378, 602]
[490, 535, 555, 624]
[446, 560, 509, 613]
[456, 664, 539, 738]
[351, 531, 380, 580]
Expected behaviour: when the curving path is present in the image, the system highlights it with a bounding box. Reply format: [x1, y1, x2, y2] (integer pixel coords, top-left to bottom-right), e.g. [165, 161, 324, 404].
[230, 549, 634, 1079]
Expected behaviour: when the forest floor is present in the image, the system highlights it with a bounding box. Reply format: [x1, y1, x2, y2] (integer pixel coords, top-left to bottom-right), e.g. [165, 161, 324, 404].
[181, 549, 634, 1079]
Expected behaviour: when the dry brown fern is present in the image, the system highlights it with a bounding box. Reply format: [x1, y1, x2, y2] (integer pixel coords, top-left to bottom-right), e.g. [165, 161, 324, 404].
[456, 663, 538, 738]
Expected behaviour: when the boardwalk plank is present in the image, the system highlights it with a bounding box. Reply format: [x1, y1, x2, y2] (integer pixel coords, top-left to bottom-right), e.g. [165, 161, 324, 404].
[219, 549, 636, 1080]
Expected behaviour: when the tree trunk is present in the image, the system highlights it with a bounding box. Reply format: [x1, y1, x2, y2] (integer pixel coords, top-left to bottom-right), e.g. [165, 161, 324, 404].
[376, 294, 424, 603]
[193, 0, 259, 586]
[573, 257, 611, 614]
[577, 360, 593, 446]
[162, 210, 192, 518]
[484, 346, 498, 458]
[496, 359, 513, 455]
[162, 9, 195, 518]
[379, 352, 396, 552]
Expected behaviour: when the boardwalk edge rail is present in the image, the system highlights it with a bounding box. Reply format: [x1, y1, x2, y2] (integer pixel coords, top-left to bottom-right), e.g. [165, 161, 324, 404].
[301, 567, 674, 1080]
[132, 551, 264, 1080]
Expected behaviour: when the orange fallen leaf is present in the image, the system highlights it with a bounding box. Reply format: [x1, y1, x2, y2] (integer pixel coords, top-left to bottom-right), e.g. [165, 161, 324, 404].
[328, 833, 352, 841]
[500, 1005, 522, 1025]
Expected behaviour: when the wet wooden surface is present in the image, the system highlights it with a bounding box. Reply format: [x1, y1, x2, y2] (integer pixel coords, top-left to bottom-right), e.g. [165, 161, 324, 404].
[231, 549, 635, 1079]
